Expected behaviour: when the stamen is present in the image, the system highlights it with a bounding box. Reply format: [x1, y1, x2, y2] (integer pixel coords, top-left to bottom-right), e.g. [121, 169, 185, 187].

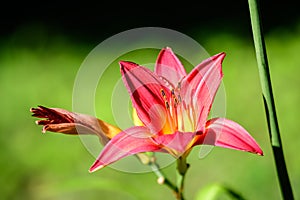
[171, 89, 175, 96]
[160, 87, 183, 132]
[165, 101, 170, 109]
[174, 98, 179, 105]
[177, 82, 181, 89]
[177, 95, 182, 103]
[161, 89, 167, 99]
[161, 89, 170, 109]
[171, 89, 179, 107]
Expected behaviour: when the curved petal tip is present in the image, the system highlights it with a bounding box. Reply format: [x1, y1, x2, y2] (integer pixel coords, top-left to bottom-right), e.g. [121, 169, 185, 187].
[89, 161, 105, 173]
[200, 118, 264, 156]
[212, 52, 226, 61]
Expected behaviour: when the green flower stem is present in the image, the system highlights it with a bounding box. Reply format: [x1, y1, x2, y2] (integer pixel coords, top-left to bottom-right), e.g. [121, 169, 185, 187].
[148, 156, 190, 200]
[175, 172, 185, 200]
[137, 153, 182, 199]
[248, 0, 294, 199]
[175, 156, 189, 200]
[148, 160, 177, 193]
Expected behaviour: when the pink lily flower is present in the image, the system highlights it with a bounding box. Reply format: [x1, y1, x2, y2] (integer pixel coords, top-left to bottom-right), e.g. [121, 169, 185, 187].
[89, 47, 263, 172]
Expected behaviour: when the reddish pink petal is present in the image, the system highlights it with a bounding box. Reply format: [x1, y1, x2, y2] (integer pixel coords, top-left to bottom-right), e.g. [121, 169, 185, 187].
[195, 118, 263, 155]
[120, 61, 172, 134]
[153, 131, 195, 156]
[181, 53, 225, 130]
[89, 126, 161, 172]
[154, 47, 187, 88]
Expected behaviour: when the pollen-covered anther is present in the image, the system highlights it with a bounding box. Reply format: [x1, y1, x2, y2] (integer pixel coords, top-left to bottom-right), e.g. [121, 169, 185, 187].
[171, 89, 180, 107]
[160, 89, 167, 99]
[165, 101, 170, 109]
[161, 89, 170, 109]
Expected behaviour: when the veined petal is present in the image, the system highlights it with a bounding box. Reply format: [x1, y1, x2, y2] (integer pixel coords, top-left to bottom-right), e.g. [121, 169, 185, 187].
[30, 106, 121, 144]
[153, 131, 195, 157]
[120, 61, 172, 134]
[155, 47, 187, 87]
[89, 126, 161, 172]
[194, 118, 263, 155]
[181, 53, 225, 130]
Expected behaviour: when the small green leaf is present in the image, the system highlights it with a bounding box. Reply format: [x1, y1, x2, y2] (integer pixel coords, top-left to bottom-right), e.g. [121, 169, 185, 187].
[194, 183, 245, 200]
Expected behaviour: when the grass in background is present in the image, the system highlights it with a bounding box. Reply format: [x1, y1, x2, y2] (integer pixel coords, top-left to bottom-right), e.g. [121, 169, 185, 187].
[0, 23, 299, 200]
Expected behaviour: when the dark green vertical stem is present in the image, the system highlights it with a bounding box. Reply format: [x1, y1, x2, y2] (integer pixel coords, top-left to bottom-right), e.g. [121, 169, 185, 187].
[248, 0, 294, 199]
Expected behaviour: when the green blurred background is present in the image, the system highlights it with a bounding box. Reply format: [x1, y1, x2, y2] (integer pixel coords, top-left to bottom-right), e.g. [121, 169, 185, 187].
[1, 2, 299, 200]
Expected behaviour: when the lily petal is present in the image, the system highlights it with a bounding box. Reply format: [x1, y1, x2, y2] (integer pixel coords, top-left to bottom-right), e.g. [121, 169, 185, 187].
[153, 131, 195, 157]
[195, 118, 263, 155]
[120, 61, 172, 134]
[30, 106, 121, 144]
[155, 47, 187, 87]
[89, 126, 161, 172]
[181, 53, 225, 130]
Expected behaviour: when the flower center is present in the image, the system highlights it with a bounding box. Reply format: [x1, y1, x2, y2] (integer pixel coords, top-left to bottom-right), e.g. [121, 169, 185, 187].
[160, 83, 197, 133]
[160, 88, 184, 133]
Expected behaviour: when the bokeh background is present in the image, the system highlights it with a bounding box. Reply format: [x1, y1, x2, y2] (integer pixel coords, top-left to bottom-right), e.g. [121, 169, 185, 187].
[1, 1, 299, 200]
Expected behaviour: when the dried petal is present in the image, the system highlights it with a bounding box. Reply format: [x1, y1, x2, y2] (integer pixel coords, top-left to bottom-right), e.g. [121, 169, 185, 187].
[30, 106, 121, 144]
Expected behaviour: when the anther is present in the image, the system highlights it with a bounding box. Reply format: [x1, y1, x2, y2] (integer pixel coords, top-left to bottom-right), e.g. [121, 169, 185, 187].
[165, 101, 170, 109]
[174, 97, 179, 105]
[161, 89, 167, 99]
[171, 89, 175, 96]
[171, 89, 179, 106]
